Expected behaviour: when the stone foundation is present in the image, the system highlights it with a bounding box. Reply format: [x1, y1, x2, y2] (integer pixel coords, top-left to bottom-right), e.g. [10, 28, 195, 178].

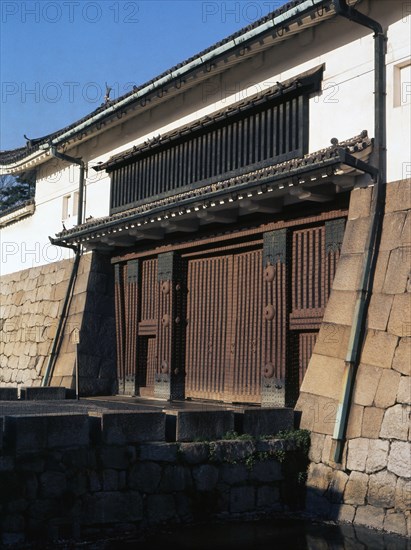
[296, 179, 411, 537]
[0, 410, 305, 545]
[0, 253, 116, 395]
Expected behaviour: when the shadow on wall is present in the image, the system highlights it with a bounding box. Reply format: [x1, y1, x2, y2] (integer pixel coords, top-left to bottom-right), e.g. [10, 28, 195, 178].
[78, 253, 117, 396]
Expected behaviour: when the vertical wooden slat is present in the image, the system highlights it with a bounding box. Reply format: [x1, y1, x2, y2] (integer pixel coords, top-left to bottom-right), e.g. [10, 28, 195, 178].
[110, 91, 310, 214]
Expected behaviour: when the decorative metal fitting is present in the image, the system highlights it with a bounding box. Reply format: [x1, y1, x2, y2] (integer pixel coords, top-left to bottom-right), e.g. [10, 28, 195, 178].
[162, 314, 170, 328]
[160, 360, 169, 374]
[161, 280, 170, 294]
[262, 363, 275, 379]
[264, 265, 276, 283]
[264, 304, 276, 320]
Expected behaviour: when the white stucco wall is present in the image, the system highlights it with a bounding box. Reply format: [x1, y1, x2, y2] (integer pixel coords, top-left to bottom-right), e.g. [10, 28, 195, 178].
[1, 0, 409, 275]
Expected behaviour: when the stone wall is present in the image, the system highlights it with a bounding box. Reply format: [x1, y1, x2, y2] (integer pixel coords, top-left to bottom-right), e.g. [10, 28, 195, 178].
[296, 178, 411, 537]
[0, 411, 303, 546]
[0, 253, 116, 394]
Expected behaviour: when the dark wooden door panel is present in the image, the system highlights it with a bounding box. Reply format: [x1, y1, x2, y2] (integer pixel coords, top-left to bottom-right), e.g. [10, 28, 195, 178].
[185, 255, 231, 400]
[228, 249, 262, 403]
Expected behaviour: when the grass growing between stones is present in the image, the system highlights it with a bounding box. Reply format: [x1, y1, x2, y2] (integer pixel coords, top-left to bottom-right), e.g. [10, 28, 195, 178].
[179, 429, 311, 506]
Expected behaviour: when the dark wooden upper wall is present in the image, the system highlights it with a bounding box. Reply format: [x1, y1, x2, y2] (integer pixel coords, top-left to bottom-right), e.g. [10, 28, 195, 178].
[108, 67, 324, 215]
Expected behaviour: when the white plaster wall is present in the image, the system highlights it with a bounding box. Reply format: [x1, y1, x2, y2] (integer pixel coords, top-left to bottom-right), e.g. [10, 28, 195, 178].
[1, 1, 409, 275]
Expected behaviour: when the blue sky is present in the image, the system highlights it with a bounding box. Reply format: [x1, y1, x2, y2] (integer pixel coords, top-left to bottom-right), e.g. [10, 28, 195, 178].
[1, 1, 287, 151]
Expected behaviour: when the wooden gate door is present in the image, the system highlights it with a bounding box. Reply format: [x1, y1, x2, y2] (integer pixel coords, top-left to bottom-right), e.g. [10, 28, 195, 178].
[185, 248, 263, 403]
[185, 255, 232, 401]
[226, 249, 263, 403]
[137, 258, 158, 396]
[287, 219, 345, 405]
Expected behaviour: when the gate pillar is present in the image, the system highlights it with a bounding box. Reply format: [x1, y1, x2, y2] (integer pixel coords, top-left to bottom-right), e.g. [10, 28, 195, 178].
[261, 229, 288, 407]
[154, 251, 186, 400]
[124, 259, 140, 395]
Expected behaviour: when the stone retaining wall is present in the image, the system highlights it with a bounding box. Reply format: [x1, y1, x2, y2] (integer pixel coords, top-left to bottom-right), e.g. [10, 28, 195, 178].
[296, 178, 411, 537]
[0, 411, 304, 546]
[0, 253, 116, 394]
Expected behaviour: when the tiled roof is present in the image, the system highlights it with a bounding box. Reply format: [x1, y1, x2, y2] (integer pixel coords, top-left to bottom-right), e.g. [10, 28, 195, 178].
[54, 132, 372, 244]
[0, 0, 332, 167]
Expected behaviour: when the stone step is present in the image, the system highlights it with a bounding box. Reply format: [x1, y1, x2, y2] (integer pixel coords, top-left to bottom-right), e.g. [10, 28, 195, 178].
[0, 387, 18, 401]
[234, 408, 295, 437]
[20, 386, 67, 400]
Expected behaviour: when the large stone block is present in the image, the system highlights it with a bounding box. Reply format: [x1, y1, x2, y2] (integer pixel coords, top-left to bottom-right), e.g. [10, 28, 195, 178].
[374, 370, 401, 409]
[5, 414, 89, 452]
[385, 179, 411, 213]
[238, 408, 294, 437]
[299, 354, 346, 401]
[98, 446, 129, 469]
[395, 477, 411, 511]
[308, 433, 325, 463]
[306, 462, 333, 493]
[325, 470, 348, 503]
[365, 439, 389, 474]
[383, 511, 407, 536]
[367, 294, 394, 332]
[139, 443, 178, 462]
[0, 417, 3, 450]
[368, 470, 397, 507]
[348, 187, 372, 220]
[397, 376, 411, 405]
[314, 323, 351, 360]
[160, 465, 192, 492]
[380, 404, 410, 441]
[219, 463, 248, 485]
[379, 212, 407, 252]
[332, 254, 364, 292]
[20, 386, 66, 400]
[388, 441, 411, 478]
[352, 364, 382, 406]
[249, 460, 282, 483]
[383, 249, 410, 294]
[97, 411, 166, 444]
[329, 503, 356, 523]
[361, 330, 399, 370]
[193, 464, 219, 491]
[39, 471, 67, 499]
[341, 217, 370, 255]
[295, 393, 338, 435]
[322, 290, 357, 326]
[346, 404, 364, 439]
[212, 440, 255, 463]
[178, 442, 209, 464]
[344, 471, 369, 505]
[388, 294, 411, 337]
[230, 486, 255, 513]
[346, 438, 369, 472]
[355, 505, 385, 530]
[175, 410, 234, 442]
[372, 250, 391, 293]
[392, 338, 411, 375]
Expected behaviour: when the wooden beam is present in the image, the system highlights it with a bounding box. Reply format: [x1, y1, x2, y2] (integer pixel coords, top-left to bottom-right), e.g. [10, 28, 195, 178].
[238, 198, 283, 214]
[197, 209, 238, 224]
[161, 219, 199, 233]
[289, 187, 335, 202]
